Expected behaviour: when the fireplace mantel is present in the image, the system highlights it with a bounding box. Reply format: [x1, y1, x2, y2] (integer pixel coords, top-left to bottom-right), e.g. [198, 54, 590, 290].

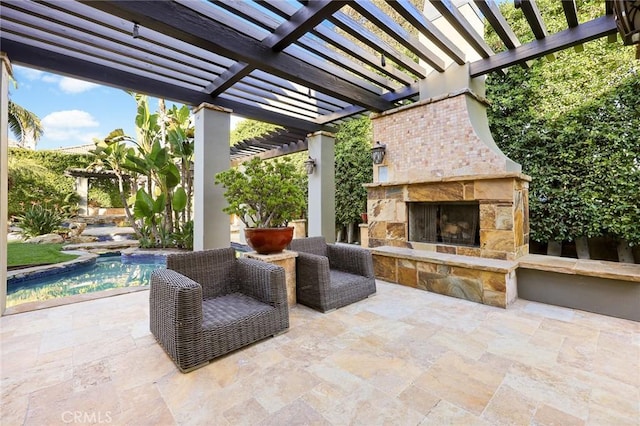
[363, 172, 531, 189]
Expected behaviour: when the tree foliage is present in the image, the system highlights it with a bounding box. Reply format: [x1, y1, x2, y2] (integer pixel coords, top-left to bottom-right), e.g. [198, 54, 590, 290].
[91, 95, 195, 248]
[230, 119, 281, 145]
[215, 157, 306, 228]
[334, 117, 373, 226]
[486, 0, 640, 245]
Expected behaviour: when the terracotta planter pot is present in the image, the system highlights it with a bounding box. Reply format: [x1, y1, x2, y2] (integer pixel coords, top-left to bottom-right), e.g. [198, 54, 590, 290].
[244, 227, 294, 255]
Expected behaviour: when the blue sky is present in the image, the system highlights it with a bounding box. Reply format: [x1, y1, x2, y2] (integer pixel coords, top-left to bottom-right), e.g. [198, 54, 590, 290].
[10, 65, 241, 151]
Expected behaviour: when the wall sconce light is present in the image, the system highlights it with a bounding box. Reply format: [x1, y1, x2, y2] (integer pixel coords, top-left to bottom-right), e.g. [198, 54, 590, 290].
[132, 22, 140, 39]
[371, 141, 386, 165]
[304, 157, 316, 175]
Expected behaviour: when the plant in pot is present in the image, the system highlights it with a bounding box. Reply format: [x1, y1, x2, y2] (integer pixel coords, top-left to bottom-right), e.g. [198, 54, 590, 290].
[215, 157, 306, 254]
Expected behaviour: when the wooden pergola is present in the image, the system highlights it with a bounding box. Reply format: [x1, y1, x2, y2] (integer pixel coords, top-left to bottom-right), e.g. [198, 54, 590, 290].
[0, 0, 621, 160]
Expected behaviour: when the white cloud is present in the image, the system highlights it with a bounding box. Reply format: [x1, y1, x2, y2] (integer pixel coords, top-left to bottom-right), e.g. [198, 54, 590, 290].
[16, 67, 45, 81]
[41, 110, 100, 143]
[41, 74, 59, 84]
[59, 77, 99, 94]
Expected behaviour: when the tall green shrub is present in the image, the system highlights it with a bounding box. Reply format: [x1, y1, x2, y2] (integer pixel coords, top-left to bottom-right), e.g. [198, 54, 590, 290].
[334, 117, 373, 227]
[485, 0, 640, 246]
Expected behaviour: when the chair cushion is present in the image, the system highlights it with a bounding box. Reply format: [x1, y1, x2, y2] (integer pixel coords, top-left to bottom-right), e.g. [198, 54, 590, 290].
[201, 293, 274, 329]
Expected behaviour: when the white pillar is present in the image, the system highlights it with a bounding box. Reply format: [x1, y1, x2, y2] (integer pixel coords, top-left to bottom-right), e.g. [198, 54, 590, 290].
[0, 53, 12, 315]
[307, 131, 335, 243]
[193, 103, 231, 251]
[76, 176, 89, 215]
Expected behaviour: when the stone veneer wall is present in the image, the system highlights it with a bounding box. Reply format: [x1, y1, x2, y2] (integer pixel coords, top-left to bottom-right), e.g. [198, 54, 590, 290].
[366, 174, 530, 261]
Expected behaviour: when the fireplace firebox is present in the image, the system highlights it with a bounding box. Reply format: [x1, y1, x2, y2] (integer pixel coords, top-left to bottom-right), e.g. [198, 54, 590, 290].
[408, 202, 480, 247]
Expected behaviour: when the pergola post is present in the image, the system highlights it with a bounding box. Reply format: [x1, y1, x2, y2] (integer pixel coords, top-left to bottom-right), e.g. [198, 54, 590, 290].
[193, 103, 231, 251]
[76, 176, 89, 215]
[0, 53, 12, 315]
[307, 131, 335, 243]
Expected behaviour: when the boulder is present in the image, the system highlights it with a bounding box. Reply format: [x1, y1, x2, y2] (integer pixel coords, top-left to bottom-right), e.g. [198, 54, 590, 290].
[66, 236, 98, 244]
[67, 222, 87, 238]
[28, 233, 64, 244]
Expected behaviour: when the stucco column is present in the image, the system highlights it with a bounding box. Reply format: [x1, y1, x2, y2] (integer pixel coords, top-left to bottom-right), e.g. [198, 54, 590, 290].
[76, 176, 89, 215]
[1, 53, 12, 315]
[307, 131, 335, 243]
[193, 103, 231, 251]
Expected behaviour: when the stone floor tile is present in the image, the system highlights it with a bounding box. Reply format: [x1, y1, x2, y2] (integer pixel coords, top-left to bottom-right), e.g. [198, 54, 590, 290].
[532, 404, 586, 426]
[259, 398, 331, 426]
[223, 397, 270, 425]
[314, 382, 424, 426]
[26, 381, 122, 426]
[481, 384, 537, 425]
[502, 363, 591, 420]
[397, 384, 441, 416]
[115, 383, 175, 425]
[250, 359, 321, 414]
[522, 301, 576, 322]
[414, 352, 505, 415]
[330, 347, 424, 396]
[419, 400, 491, 426]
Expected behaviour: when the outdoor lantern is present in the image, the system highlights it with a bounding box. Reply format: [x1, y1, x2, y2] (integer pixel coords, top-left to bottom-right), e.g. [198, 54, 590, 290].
[304, 157, 316, 175]
[613, 0, 640, 46]
[371, 141, 387, 165]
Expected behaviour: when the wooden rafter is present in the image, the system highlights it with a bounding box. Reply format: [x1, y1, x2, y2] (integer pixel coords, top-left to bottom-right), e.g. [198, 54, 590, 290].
[473, 0, 521, 50]
[350, 0, 447, 71]
[515, 0, 548, 39]
[430, 0, 494, 59]
[387, 0, 466, 64]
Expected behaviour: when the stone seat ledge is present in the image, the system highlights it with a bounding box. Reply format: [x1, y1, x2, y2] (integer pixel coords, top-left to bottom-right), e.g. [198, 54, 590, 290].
[518, 254, 640, 283]
[369, 246, 518, 273]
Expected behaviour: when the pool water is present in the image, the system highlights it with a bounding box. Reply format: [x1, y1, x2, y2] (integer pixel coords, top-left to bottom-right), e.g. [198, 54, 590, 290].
[7, 254, 166, 307]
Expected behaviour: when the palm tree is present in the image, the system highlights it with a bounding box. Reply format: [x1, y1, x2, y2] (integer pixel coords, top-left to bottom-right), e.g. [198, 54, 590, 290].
[8, 100, 43, 149]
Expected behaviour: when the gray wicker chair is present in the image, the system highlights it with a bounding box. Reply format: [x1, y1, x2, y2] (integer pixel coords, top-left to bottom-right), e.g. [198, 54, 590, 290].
[150, 247, 289, 373]
[288, 237, 376, 312]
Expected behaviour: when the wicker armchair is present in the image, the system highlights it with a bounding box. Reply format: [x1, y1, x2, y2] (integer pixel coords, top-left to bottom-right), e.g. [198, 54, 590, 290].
[150, 247, 289, 373]
[288, 237, 376, 312]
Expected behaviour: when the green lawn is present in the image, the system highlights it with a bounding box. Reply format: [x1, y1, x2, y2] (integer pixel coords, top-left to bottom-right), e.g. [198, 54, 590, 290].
[7, 242, 79, 268]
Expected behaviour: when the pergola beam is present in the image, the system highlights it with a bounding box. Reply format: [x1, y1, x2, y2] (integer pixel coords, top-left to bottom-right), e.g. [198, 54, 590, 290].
[80, 0, 393, 111]
[469, 15, 618, 77]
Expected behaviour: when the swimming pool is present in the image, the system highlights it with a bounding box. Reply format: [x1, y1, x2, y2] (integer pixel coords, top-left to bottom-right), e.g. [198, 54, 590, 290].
[7, 253, 166, 307]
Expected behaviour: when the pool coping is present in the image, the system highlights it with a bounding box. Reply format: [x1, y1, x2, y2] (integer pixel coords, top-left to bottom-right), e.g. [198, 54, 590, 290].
[5, 248, 182, 316]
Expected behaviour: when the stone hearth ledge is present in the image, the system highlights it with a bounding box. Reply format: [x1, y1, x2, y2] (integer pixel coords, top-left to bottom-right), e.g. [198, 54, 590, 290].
[370, 245, 518, 308]
[363, 172, 531, 188]
[370, 246, 518, 273]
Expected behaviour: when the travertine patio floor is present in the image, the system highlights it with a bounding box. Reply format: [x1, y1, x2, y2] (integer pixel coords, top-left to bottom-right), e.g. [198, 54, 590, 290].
[1, 281, 638, 425]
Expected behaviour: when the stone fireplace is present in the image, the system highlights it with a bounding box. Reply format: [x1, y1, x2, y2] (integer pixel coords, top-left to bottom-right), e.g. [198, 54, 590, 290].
[364, 71, 530, 308]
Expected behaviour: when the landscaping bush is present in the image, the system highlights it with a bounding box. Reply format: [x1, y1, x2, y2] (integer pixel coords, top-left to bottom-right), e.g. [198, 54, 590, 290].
[16, 203, 66, 238]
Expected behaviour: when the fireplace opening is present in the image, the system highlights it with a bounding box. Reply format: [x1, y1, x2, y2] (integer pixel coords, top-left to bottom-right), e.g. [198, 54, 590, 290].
[408, 201, 480, 247]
